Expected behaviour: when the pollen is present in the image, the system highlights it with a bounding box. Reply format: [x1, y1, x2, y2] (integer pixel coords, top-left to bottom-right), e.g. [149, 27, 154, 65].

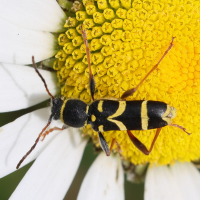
[54, 0, 200, 166]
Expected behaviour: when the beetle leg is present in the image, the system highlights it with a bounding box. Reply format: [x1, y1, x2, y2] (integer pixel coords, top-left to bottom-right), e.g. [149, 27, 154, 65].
[169, 124, 191, 135]
[109, 139, 123, 155]
[41, 124, 69, 141]
[109, 138, 116, 152]
[81, 25, 95, 101]
[115, 140, 123, 154]
[121, 37, 175, 100]
[127, 128, 162, 155]
[17, 114, 54, 169]
[98, 136, 122, 156]
[98, 131, 110, 156]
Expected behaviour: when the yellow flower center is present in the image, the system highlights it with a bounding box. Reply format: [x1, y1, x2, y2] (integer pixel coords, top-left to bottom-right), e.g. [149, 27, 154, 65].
[54, 0, 200, 165]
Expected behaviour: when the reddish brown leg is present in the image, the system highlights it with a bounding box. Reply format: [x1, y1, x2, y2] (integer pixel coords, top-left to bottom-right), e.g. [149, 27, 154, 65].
[81, 25, 95, 101]
[170, 124, 191, 135]
[16, 114, 54, 169]
[115, 140, 123, 154]
[41, 125, 68, 141]
[109, 138, 116, 154]
[99, 137, 123, 156]
[121, 37, 175, 99]
[127, 128, 162, 155]
[108, 139, 123, 155]
[98, 133, 121, 156]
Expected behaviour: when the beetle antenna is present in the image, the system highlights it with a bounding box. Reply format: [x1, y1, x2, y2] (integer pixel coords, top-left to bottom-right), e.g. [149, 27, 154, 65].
[170, 123, 191, 135]
[80, 25, 95, 101]
[121, 37, 175, 99]
[16, 114, 53, 169]
[32, 56, 54, 100]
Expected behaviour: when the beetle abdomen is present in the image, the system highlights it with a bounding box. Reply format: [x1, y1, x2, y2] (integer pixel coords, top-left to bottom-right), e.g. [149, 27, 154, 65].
[88, 100, 170, 132]
[146, 101, 168, 129]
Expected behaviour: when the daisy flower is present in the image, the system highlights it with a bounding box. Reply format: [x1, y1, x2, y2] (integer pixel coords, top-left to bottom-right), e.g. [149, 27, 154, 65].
[0, 0, 200, 199]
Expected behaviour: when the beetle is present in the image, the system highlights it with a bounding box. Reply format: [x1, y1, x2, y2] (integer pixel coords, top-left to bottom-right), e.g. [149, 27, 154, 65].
[16, 28, 190, 169]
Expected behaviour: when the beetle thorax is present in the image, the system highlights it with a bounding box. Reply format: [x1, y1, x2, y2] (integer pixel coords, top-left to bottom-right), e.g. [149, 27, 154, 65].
[60, 99, 88, 128]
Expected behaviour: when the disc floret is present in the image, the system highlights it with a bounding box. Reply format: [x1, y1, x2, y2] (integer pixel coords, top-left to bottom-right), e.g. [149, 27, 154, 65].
[54, 0, 200, 165]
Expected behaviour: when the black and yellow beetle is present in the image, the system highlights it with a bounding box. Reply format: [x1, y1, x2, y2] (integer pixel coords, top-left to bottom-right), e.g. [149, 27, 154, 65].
[16, 28, 190, 169]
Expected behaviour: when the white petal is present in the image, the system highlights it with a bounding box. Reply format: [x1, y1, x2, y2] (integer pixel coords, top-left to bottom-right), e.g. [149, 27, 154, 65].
[145, 165, 184, 200]
[170, 162, 200, 200]
[10, 128, 88, 200]
[0, 107, 62, 178]
[0, 17, 57, 65]
[0, 63, 58, 112]
[77, 153, 124, 200]
[0, 0, 67, 32]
